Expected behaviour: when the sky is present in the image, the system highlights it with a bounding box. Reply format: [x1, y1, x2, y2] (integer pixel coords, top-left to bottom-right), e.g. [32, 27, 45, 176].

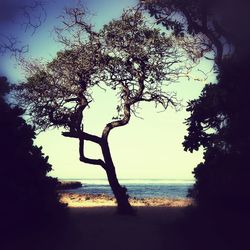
[0, 0, 217, 180]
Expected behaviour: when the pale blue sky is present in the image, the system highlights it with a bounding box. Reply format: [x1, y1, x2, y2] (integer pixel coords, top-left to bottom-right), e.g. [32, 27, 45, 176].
[1, 0, 216, 180]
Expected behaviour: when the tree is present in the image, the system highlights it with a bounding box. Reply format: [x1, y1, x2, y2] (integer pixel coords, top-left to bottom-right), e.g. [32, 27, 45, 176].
[142, 0, 250, 211]
[141, 0, 224, 67]
[183, 57, 250, 210]
[14, 7, 199, 214]
[141, 0, 250, 69]
[0, 76, 66, 236]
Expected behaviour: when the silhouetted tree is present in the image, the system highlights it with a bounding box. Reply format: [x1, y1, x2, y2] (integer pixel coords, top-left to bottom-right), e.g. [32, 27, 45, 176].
[141, 0, 223, 67]
[14, 6, 200, 214]
[183, 57, 250, 210]
[142, 0, 250, 211]
[0, 76, 66, 234]
[141, 0, 250, 68]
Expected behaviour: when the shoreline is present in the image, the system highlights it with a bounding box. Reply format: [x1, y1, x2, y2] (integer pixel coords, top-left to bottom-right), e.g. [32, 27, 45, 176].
[60, 192, 192, 207]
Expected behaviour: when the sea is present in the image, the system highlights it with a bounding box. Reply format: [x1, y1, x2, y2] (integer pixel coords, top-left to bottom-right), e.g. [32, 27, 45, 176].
[61, 179, 194, 199]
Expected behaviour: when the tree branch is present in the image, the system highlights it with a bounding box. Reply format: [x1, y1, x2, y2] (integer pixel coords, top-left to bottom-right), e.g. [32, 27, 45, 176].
[102, 83, 131, 139]
[62, 131, 102, 145]
[63, 129, 106, 168]
[180, 7, 223, 67]
[79, 138, 106, 168]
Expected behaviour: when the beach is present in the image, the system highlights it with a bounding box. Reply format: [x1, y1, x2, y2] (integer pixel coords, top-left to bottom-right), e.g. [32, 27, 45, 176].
[9, 195, 240, 250]
[60, 192, 192, 207]
[49, 193, 192, 250]
[38, 181, 193, 250]
[64, 206, 188, 250]
[6, 205, 190, 250]
[8, 182, 199, 250]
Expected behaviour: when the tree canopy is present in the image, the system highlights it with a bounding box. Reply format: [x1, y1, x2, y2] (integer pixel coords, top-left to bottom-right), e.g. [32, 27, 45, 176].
[141, 0, 250, 68]
[183, 56, 250, 210]
[16, 8, 198, 132]
[142, 0, 250, 211]
[14, 7, 201, 214]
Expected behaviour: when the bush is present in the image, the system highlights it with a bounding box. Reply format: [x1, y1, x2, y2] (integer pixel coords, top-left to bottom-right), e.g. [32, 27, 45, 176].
[0, 76, 67, 233]
[184, 58, 250, 211]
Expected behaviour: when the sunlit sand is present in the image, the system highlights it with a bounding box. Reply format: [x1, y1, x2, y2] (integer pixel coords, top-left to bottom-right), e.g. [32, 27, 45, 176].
[60, 193, 192, 207]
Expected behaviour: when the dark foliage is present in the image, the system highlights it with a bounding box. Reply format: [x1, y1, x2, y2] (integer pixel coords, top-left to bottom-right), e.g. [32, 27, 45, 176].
[0, 76, 67, 237]
[57, 181, 82, 190]
[143, 0, 250, 212]
[141, 0, 250, 67]
[141, 0, 225, 66]
[183, 57, 250, 210]
[162, 206, 250, 250]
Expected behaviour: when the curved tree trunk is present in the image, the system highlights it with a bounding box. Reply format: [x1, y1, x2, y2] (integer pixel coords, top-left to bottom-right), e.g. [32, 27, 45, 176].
[62, 91, 136, 215]
[101, 139, 135, 215]
[63, 130, 135, 215]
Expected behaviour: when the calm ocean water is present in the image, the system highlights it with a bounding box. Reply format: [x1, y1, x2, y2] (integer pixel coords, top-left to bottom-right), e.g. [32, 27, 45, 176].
[62, 179, 194, 199]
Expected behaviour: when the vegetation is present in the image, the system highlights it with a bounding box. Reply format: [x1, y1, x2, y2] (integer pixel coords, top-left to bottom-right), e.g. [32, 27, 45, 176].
[0, 76, 67, 234]
[141, 0, 227, 67]
[1, 1, 250, 249]
[0, 1, 46, 57]
[57, 181, 82, 190]
[142, 0, 250, 210]
[183, 57, 250, 210]
[14, 6, 200, 214]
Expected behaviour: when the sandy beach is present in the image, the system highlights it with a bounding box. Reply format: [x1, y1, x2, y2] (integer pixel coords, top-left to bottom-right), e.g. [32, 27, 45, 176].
[30, 193, 189, 249]
[5, 206, 190, 250]
[60, 192, 192, 208]
[27, 193, 189, 250]
[64, 206, 188, 250]
[9, 196, 238, 250]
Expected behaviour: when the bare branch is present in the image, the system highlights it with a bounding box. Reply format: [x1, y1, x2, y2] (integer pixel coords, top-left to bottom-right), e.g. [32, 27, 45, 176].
[21, 1, 47, 35]
[0, 1, 46, 57]
[54, 2, 96, 47]
[0, 34, 29, 58]
[62, 131, 102, 145]
[79, 139, 106, 168]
